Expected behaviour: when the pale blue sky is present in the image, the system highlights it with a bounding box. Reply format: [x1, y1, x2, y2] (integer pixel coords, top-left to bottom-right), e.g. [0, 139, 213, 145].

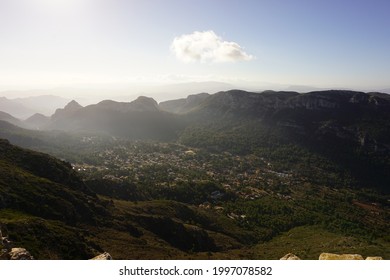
[0, 0, 389, 91]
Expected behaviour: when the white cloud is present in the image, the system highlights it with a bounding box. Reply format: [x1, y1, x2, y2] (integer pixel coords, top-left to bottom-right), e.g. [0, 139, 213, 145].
[171, 30, 254, 63]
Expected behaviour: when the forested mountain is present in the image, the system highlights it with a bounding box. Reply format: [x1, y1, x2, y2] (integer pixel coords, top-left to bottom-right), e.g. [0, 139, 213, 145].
[0, 139, 109, 258]
[0, 139, 259, 259]
[1, 89, 389, 259]
[178, 90, 390, 192]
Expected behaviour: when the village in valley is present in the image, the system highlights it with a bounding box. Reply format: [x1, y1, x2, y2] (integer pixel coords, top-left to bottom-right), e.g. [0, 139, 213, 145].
[71, 137, 296, 204]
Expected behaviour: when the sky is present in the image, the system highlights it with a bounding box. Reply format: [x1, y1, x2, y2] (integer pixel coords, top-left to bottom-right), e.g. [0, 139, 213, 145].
[0, 0, 390, 94]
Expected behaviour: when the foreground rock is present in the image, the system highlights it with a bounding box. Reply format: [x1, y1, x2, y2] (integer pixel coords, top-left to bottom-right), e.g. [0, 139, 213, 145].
[91, 252, 112, 260]
[280, 253, 384, 260]
[8, 248, 34, 260]
[280, 253, 301, 260]
[365, 256, 383, 260]
[319, 253, 364, 260]
[1, 229, 34, 260]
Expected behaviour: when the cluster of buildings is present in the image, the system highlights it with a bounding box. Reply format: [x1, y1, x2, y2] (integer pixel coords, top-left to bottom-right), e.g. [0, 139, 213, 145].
[72, 141, 295, 201]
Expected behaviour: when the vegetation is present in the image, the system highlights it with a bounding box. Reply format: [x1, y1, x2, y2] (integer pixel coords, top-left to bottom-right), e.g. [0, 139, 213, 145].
[0, 90, 389, 259]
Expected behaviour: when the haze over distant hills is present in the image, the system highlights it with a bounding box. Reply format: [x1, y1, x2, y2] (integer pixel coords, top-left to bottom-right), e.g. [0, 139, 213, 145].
[1, 88, 389, 193]
[0, 82, 236, 119]
[2, 81, 389, 119]
[0, 111, 25, 127]
[45, 96, 182, 140]
[0, 97, 36, 119]
[380, 88, 390, 94]
[2, 89, 390, 142]
[0, 81, 235, 103]
[0, 95, 70, 119]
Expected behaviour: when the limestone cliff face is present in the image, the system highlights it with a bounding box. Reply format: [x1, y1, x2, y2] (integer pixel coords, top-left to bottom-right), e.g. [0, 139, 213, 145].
[186, 90, 390, 122]
[287, 93, 340, 110]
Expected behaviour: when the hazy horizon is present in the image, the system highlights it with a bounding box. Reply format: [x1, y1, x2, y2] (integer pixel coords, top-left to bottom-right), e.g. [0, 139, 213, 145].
[2, 81, 390, 106]
[1, 0, 390, 97]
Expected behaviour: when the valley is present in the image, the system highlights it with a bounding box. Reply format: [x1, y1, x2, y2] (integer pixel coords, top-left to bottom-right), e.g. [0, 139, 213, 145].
[1, 89, 390, 259]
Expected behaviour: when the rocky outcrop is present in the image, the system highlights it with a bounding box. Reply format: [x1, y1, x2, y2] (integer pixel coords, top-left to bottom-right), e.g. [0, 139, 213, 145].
[91, 252, 112, 260]
[365, 256, 383, 260]
[1, 247, 34, 260]
[1, 229, 34, 260]
[280, 253, 301, 260]
[319, 253, 364, 260]
[280, 253, 384, 260]
[8, 248, 34, 260]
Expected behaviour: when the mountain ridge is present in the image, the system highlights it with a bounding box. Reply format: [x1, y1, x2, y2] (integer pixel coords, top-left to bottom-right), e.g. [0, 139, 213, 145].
[159, 92, 210, 114]
[1, 89, 389, 193]
[0, 111, 25, 128]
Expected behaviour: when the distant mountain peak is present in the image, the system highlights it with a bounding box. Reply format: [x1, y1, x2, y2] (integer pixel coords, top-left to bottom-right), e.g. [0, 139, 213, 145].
[24, 113, 50, 130]
[135, 95, 157, 103]
[52, 100, 83, 120]
[32, 112, 47, 117]
[94, 97, 159, 113]
[64, 100, 83, 111]
[131, 96, 159, 111]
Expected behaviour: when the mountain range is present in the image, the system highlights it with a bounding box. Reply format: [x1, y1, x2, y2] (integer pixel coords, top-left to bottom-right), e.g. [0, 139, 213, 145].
[0, 88, 389, 259]
[44, 89, 390, 155]
[1, 89, 389, 193]
[4, 88, 390, 131]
